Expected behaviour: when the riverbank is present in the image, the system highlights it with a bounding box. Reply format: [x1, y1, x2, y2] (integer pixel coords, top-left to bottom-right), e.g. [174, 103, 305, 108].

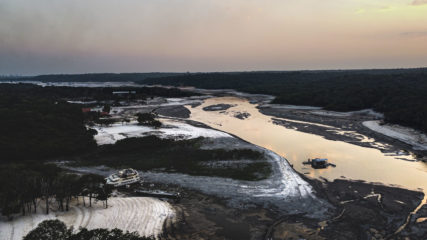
[258, 104, 427, 160]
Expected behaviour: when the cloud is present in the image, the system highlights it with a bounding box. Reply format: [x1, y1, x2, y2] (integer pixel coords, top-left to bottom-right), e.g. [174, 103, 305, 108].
[411, 0, 427, 5]
[400, 31, 427, 37]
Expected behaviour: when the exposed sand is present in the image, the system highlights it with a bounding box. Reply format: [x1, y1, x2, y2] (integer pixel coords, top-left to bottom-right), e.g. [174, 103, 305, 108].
[0, 197, 174, 240]
[363, 120, 427, 151]
[93, 119, 231, 145]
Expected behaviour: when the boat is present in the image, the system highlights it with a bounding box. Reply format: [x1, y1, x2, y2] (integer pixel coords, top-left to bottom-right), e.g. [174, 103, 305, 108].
[303, 158, 329, 169]
[106, 168, 141, 187]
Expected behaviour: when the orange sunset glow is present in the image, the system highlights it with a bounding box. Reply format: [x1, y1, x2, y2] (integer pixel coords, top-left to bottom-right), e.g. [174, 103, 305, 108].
[0, 0, 426, 74]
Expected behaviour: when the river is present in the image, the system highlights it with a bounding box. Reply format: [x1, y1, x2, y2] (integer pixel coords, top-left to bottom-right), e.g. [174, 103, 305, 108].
[188, 97, 427, 195]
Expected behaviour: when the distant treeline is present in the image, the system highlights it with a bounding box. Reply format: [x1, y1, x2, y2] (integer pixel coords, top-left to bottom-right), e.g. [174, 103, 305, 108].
[0, 72, 183, 82]
[0, 83, 197, 101]
[141, 69, 427, 132]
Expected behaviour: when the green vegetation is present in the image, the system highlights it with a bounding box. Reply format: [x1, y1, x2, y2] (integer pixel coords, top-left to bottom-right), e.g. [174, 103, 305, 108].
[24, 220, 152, 240]
[0, 163, 111, 217]
[78, 136, 270, 181]
[142, 69, 427, 132]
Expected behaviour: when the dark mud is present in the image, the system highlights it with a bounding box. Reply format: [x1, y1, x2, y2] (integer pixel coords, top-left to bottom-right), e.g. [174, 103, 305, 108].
[303, 178, 424, 240]
[233, 111, 251, 120]
[154, 105, 191, 118]
[138, 177, 425, 240]
[401, 205, 427, 238]
[251, 178, 423, 239]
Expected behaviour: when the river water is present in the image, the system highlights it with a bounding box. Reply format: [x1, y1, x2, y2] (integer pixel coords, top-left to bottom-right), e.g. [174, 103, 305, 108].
[188, 97, 427, 195]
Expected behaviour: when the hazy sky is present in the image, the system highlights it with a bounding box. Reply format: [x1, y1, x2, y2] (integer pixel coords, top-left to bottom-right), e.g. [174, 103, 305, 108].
[1, 0, 426, 75]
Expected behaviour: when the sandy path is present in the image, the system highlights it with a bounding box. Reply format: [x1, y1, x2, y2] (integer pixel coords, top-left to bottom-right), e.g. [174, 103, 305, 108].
[0, 197, 174, 240]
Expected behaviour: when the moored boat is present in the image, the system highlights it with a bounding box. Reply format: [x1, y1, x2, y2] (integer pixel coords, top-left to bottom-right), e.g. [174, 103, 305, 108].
[106, 168, 140, 187]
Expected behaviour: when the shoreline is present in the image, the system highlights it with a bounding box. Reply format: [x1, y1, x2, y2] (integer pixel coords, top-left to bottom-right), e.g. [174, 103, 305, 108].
[258, 104, 427, 160]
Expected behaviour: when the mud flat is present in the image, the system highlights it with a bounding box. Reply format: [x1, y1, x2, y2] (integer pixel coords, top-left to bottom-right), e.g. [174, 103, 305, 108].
[304, 178, 425, 239]
[119, 176, 424, 239]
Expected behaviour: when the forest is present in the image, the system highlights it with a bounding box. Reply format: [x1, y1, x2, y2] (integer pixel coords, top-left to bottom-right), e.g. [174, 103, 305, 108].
[141, 69, 427, 132]
[0, 86, 97, 162]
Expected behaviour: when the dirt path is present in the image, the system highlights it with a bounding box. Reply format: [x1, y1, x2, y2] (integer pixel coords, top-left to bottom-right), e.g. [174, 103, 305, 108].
[0, 197, 175, 240]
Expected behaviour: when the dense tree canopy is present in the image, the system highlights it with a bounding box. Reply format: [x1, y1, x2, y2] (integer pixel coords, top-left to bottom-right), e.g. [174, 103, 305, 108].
[0, 87, 97, 162]
[0, 83, 197, 162]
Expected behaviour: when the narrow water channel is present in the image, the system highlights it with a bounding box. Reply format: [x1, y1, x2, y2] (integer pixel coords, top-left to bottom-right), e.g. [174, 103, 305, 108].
[188, 97, 427, 196]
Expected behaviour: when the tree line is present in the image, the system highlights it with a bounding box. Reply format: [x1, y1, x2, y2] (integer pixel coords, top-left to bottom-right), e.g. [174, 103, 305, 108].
[0, 83, 197, 102]
[141, 69, 427, 132]
[24, 219, 153, 240]
[0, 163, 111, 218]
[0, 72, 182, 82]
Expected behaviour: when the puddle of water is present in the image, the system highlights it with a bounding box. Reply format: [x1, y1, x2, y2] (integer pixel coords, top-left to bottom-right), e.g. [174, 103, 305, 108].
[188, 97, 427, 193]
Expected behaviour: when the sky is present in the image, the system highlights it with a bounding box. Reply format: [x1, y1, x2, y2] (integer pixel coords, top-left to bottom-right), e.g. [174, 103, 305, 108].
[0, 0, 427, 75]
